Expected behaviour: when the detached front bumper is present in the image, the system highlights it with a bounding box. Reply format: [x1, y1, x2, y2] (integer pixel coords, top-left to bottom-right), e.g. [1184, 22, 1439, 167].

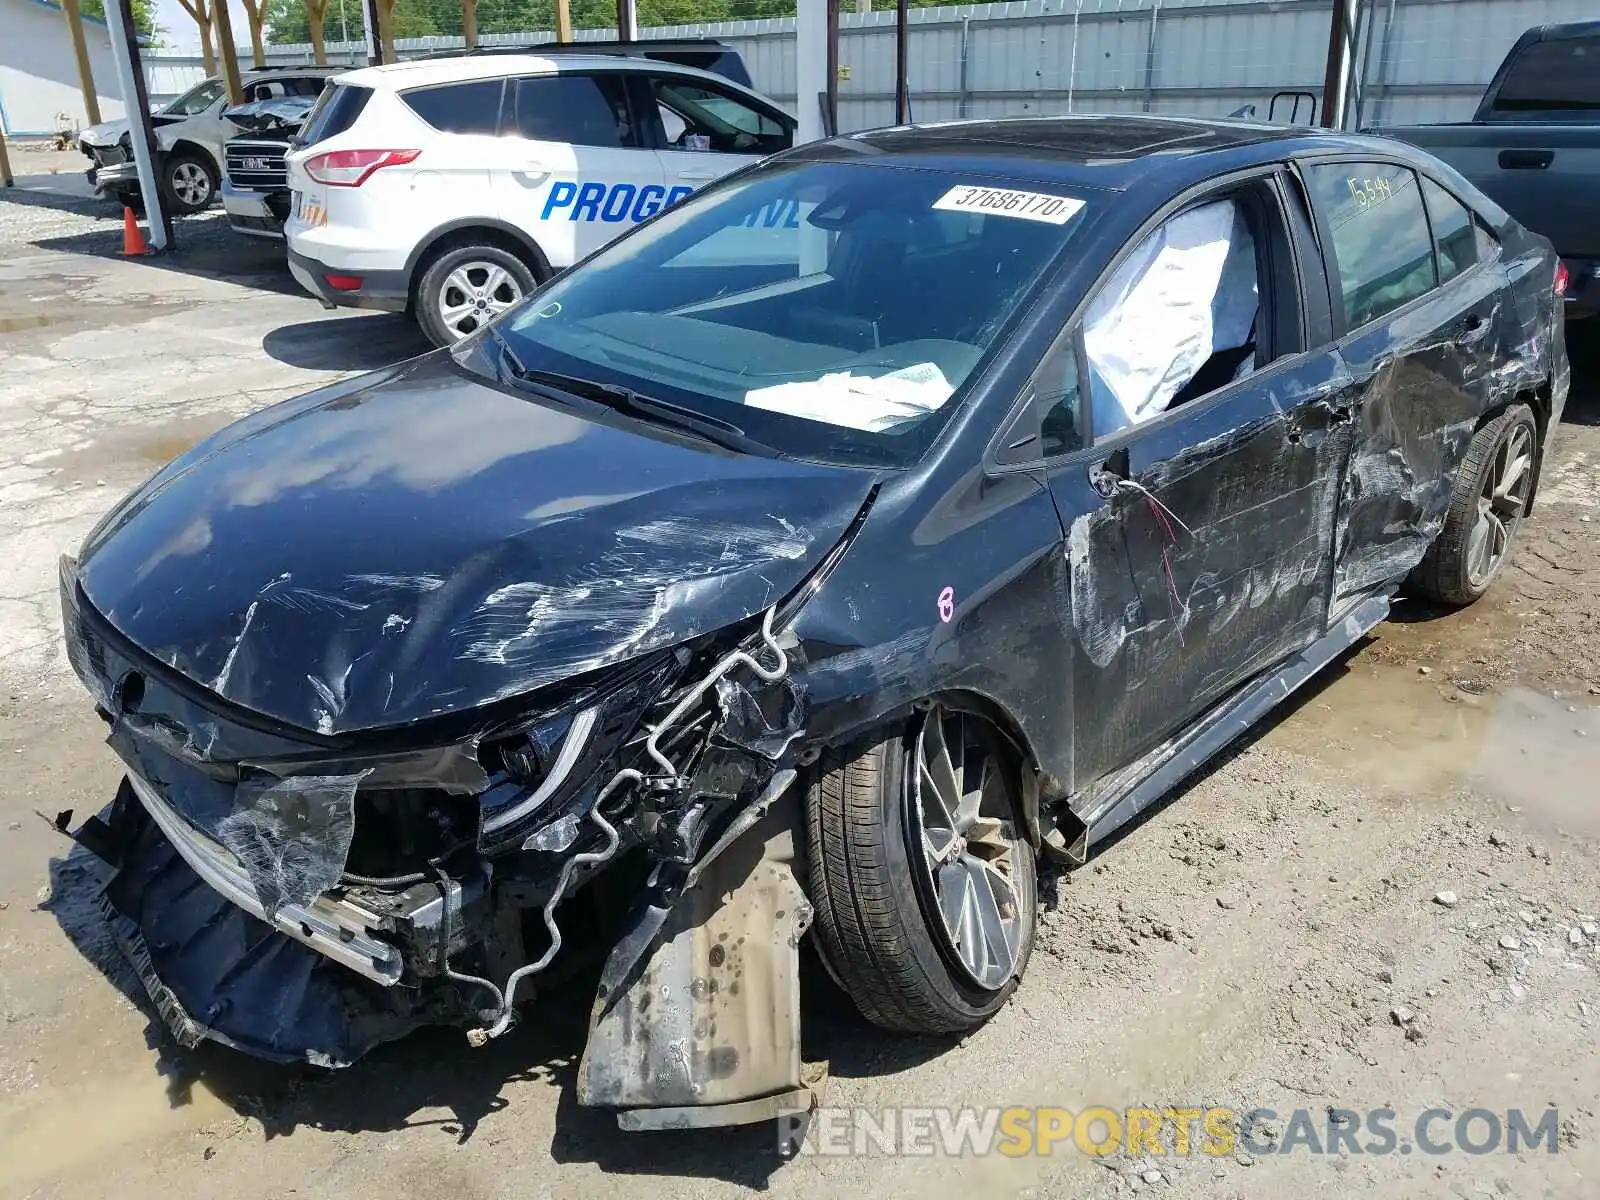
[88, 159, 140, 199]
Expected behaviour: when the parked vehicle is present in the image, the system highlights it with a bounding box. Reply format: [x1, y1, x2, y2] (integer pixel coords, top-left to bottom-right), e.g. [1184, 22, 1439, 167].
[59, 116, 1566, 1130]
[221, 95, 320, 240]
[78, 70, 334, 215]
[1377, 19, 1600, 317]
[281, 53, 795, 346]
[424, 36, 755, 88]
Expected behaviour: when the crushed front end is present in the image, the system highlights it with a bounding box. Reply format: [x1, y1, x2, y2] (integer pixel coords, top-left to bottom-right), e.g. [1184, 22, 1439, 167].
[58, 557, 818, 1124]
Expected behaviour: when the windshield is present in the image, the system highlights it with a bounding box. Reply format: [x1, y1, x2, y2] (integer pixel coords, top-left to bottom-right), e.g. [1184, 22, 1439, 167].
[162, 79, 226, 116]
[491, 160, 1089, 467]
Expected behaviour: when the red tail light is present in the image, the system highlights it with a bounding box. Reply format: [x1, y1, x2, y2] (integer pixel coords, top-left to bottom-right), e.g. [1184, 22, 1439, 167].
[303, 148, 420, 187]
[1554, 261, 1570, 297]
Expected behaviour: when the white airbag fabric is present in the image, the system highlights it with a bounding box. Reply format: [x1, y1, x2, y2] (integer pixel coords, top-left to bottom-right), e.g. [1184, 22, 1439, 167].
[1084, 199, 1258, 436]
[743, 362, 954, 432]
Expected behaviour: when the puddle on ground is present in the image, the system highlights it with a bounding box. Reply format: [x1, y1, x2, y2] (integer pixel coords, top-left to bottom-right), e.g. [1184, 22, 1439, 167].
[0, 312, 61, 333]
[1269, 660, 1600, 837]
[45, 413, 237, 486]
[0, 1069, 230, 1192]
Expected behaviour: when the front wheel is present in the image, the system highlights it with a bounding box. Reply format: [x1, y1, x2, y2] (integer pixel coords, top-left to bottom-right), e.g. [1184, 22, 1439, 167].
[806, 705, 1037, 1034]
[1411, 403, 1538, 606]
[160, 152, 217, 215]
[415, 243, 536, 347]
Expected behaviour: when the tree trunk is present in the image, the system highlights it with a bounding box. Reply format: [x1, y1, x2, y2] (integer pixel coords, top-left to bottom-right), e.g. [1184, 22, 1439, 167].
[461, 0, 477, 49]
[308, 6, 327, 64]
[378, 0, 397, 65]
[198, 12, 217, 76]
[248, 10, 266, 68]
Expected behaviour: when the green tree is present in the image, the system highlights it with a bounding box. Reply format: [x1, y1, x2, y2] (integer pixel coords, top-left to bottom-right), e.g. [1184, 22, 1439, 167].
[79, 0, 161, 41]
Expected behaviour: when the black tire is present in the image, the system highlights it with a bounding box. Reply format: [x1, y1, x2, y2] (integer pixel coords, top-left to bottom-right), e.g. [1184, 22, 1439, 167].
[1411, 403, 1538, 606]
[159, 152, 217, 216]
[806, 707, 1037, 1034]
[415, 242, 538, 348]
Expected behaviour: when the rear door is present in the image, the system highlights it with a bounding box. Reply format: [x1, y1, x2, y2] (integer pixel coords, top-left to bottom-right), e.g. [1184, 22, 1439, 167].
[640, 72, 793, 198]
[1039, 169, 1353, 787]
[495, 70, 665, 269]
[1301, 159, 1504, 610]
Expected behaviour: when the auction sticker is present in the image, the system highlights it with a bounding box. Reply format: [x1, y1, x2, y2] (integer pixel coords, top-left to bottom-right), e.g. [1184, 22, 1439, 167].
[933, 185, 1084, 225]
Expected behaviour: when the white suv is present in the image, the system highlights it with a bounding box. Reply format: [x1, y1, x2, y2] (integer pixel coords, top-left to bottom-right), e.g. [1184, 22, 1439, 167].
[283, 54, 795, 346]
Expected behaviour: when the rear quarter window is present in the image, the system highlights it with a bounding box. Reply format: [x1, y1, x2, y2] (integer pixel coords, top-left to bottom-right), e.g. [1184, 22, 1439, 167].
[1306, 162, 1437, 330]
[1491, 37, 1600, 112]
[299, 83, 373, 146]
[402, 79, 506, 135]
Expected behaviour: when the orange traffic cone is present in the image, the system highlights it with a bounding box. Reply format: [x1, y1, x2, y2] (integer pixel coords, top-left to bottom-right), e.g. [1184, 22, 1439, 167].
[120, 206, 148, 256]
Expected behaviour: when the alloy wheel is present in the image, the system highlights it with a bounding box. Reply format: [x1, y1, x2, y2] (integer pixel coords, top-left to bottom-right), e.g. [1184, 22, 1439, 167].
[170, 161, 212, 207]
[905, 706, 1026, 991]
[1467, 420, 1533, 588]
[438, 261, 523, 340]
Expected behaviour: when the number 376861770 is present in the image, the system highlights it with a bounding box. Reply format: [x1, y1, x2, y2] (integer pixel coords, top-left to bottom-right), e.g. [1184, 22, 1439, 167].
[1346, 175, 1395, 211]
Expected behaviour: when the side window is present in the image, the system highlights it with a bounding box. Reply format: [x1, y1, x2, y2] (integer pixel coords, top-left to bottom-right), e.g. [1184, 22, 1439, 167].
[512, 74, 638, 149]
[402, 79, 505, 136]
[286, 76, 328, 98]
[998, 340, 1084, 463]
[651, 77, 791, 156]
[1420, 176, 1482, 284]
[1084, 197, 1263, 441]
[1305, 162, 1437, 329]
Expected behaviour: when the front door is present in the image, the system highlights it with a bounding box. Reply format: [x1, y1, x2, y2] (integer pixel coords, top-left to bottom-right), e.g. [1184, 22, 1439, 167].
[640, 73, 793, 200]
[494, 71, 666, 271]
[1043, 174, 1350, 788]
[1300, 160, 1506, 609]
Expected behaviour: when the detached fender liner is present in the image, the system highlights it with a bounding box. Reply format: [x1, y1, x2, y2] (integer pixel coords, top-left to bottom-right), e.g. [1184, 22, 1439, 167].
[99, 780, 426, 1067]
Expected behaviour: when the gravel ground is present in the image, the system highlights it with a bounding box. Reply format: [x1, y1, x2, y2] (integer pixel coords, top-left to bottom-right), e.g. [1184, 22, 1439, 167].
[1, 177, 1599, 1200]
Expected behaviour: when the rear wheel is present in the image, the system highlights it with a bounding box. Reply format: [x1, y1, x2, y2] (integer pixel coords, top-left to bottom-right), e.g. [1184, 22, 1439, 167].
[1411, 402, 1538, 606]
[415, 242, 537, 347]
[806, 704, 1036, 1034]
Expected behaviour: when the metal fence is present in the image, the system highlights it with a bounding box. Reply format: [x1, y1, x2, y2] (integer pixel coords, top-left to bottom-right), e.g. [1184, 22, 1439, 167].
[145, 0, 1599, 128]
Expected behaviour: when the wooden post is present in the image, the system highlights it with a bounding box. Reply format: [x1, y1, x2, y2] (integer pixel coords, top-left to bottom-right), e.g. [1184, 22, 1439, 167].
[555, 0, 572, 42]
[374, 0, 398, 64]
[212, 0, 246, 104]
[0, 126, 14, 188]
[461, 0, 477, 49]
[60, 0, 103, 127]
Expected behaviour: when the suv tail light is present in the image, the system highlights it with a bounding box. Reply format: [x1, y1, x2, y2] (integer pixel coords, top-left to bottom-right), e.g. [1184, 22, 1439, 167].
[303, 148, 420, 187]
[1554, 261, 1570, 298]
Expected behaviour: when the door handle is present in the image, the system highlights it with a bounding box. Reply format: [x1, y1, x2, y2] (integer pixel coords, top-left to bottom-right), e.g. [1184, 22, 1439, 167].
[1498, 149, 1553, 171]
[1456, 313, 1491, 346]
[677, 170, 716, 181]
[1089, 446, 1129, 499]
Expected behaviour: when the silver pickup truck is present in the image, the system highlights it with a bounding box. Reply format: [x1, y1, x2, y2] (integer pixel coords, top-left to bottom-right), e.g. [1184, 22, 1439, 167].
[1378, 19, 1599, 318]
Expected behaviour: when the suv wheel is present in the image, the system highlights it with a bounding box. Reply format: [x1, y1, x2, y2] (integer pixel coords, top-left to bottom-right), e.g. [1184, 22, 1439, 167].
[806, 705, 1037, 1034]
[1411, 402, 1539, 606]
[161, 152, 217, 215]
[416, 243, 537, 346]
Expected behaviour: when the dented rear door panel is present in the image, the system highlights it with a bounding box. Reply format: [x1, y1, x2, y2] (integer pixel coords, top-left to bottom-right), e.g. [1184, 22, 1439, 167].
[1329, 254, 1510, 606]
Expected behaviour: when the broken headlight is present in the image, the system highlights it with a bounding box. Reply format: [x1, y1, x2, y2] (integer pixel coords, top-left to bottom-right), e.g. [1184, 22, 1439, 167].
[478, 706, 600, 839]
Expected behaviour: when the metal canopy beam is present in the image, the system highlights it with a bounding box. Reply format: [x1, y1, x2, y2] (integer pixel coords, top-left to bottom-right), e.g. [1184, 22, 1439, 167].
[103, 0, 172, 249]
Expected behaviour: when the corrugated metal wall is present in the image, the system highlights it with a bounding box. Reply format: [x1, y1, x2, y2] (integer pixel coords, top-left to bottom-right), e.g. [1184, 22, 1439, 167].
[147, 0, 1598, 129]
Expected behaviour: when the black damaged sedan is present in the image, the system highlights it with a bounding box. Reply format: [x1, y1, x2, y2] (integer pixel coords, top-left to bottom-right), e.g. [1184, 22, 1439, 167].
[59, 116, 1568, 1128]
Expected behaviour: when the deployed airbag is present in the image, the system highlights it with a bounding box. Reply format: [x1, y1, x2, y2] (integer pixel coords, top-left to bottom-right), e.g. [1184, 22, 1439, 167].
[1085, 199, 1259, 435]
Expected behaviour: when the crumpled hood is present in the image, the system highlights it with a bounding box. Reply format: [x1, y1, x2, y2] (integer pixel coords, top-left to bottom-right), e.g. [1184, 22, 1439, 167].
[76, 354, 875, 735]
[79, 119, 129, 148]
